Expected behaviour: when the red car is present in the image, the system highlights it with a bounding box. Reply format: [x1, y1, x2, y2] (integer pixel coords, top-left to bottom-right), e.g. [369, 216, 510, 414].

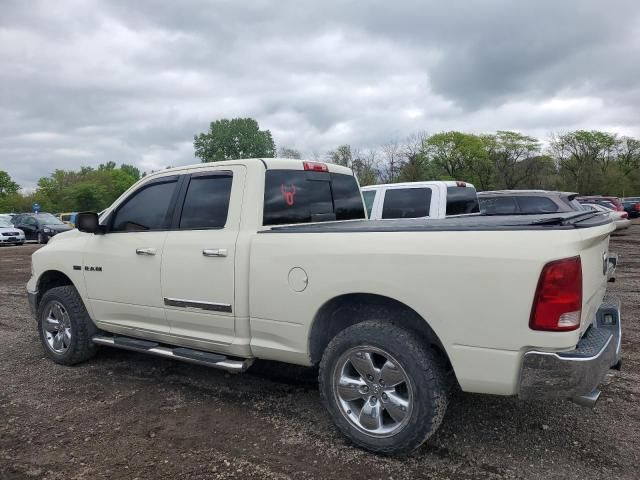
[576, 196, 624, 211]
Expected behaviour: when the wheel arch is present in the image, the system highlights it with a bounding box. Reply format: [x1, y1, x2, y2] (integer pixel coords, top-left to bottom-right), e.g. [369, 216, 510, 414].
[308, 293, 452, 371]
[36, 270, 75, 309]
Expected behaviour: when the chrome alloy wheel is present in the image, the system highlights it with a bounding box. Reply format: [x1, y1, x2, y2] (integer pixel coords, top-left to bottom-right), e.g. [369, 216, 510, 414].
[42, 301, 72, 354]
[333, 346, 413, 438]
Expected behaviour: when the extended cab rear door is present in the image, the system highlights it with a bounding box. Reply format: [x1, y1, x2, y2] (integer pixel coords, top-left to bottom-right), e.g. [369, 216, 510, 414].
[160, 165, 245, 346]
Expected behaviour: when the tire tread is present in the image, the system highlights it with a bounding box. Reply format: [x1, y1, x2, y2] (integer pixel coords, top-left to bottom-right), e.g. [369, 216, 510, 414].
[319, 320, 449, 455]
[37, 285, 97, 365]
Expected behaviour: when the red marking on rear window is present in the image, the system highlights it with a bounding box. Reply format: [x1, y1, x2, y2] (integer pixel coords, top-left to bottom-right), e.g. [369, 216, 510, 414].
[281, 184, 297, 206]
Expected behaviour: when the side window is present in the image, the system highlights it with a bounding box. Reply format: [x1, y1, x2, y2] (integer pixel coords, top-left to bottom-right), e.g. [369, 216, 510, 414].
[480, 196, 518, 214]
[362, 190, 376, 217]
[516, 196, 559, 214]
[111, 179, 178, 232]
[179, 173, 233, 229]
[332, 174, 366, 220]
[381, 188, 431, 219]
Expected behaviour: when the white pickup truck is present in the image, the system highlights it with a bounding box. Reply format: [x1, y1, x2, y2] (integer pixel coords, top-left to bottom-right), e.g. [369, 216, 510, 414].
[361, 180, 479, 219]
[27, 158, 621, 454]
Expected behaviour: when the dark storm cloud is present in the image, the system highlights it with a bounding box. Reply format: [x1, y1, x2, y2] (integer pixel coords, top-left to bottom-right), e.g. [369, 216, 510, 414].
[1, 0, 639, 188]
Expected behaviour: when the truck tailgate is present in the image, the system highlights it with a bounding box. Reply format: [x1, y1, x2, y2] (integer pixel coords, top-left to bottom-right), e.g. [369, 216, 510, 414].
[577, 224, 614, 335]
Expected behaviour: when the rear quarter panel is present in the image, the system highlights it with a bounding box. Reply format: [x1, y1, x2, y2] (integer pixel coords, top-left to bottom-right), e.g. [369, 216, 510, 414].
[248, 223, 614, 394]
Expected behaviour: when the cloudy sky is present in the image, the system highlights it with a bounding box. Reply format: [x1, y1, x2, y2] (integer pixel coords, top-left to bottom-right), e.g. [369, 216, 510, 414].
[2, 0, 640, 188]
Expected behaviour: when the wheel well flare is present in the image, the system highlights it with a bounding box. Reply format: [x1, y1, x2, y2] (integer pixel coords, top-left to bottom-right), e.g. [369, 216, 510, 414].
[309, 293, 449, 366]
[37, 271, 73, 307]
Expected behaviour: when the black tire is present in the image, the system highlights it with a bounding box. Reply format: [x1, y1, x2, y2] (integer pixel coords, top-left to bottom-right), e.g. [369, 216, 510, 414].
[37, 285, 98, 365]
[319, 320, 449, 455]
[37, 232, 46, 244]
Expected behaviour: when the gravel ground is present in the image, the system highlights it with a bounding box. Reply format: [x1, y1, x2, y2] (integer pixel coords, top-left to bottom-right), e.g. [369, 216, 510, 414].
[1, 228, 639, 480]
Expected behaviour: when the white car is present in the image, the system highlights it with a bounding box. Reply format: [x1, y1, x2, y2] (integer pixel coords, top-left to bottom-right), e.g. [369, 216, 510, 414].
[581, 203, 631, 230]
[362, 181, 479, 219]
[27, 159, 621, 455]
[0, 218, 25, 245]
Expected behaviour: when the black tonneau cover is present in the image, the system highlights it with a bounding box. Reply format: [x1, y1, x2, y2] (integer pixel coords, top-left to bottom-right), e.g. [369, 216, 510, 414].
[264, 211, 612, 233]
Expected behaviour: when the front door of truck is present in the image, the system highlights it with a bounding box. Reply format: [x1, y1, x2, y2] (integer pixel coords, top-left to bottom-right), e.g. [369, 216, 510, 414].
[82, 175, 181, 334]
[161, 166, 244, 345]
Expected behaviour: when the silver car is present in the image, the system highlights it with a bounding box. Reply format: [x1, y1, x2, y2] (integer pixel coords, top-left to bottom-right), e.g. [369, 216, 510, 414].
[0, 218, 25, 246]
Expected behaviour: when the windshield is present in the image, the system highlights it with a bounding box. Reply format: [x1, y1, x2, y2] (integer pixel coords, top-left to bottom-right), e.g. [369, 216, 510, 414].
[0, 219, 13, 228]
[35, 213, 64, 225]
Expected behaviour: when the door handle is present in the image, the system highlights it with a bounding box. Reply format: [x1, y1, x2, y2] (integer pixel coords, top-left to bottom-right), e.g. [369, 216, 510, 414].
[202, 248, 227, 257]
[136, 248, 157, 256]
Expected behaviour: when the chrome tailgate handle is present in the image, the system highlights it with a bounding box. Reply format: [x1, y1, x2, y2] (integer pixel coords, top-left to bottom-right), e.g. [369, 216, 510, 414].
[203, 248, 227, 257]
[136, 248, 157, 256]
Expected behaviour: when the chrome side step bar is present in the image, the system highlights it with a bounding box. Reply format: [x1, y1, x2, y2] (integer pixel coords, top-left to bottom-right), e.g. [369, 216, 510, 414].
[92, 335, 253, 373]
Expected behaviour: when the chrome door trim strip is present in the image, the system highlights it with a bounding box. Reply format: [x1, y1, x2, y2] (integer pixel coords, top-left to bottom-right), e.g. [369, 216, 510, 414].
[163, 297, 232, 313]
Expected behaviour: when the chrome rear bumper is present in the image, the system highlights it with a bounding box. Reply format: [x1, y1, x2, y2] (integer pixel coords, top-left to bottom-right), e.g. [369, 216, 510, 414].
[519, 295, 621, 405]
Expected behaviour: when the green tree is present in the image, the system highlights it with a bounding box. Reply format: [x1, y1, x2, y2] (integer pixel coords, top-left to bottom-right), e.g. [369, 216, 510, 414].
[328, 144, 353, 167]
[327, 144, 379, 186]
[352, 151, 379, 186]
[513, 155, 559, 190]
[485, 131, 540, 189]
[0, 171, 20, 197]
[425, 131, 493, 190]
[398, 133, 428, 182]
[35, 164, 140, 212]
[425, 132, 474, 179]
[550, 130, 620, 194]
[194, 118, 276, 162]
[120, 163, 141, 182]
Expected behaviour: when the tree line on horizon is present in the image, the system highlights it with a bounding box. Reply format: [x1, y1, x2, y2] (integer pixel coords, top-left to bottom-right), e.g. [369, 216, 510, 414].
[194, 118, 640, 196]
[1, 117, 639, 214]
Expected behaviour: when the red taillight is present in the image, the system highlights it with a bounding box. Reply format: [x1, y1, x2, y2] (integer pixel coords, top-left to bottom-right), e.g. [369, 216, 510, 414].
[621, 212, 629, 219]
[530, 257, 582, 332]
[303, 161, 329, 172]
[634, 203, 640, 212]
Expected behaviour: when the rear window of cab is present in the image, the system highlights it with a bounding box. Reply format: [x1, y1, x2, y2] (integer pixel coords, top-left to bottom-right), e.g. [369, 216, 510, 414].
[263, 170, 365, 225]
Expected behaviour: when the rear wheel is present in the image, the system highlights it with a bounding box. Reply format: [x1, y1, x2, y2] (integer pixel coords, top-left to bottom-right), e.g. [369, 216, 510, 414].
[319, 320, 449, 455]
[37, 286, 98, 365]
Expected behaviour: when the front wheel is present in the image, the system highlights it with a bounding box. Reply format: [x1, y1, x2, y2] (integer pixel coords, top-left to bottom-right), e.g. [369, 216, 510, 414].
[37, 232, 46, 244]
[319, 321, 449, 455]
[37, 286, 98, 365]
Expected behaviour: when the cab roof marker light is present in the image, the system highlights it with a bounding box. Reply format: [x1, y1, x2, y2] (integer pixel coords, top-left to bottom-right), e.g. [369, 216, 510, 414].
[303, 161, 329, 172]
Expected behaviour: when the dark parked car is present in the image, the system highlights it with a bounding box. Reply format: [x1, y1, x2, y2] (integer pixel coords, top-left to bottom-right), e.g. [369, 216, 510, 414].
[622, 200, 640, 219]
[478, 190, 581, 215]
[11, 213, 73, 244]
[575, 196, 624, 212]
